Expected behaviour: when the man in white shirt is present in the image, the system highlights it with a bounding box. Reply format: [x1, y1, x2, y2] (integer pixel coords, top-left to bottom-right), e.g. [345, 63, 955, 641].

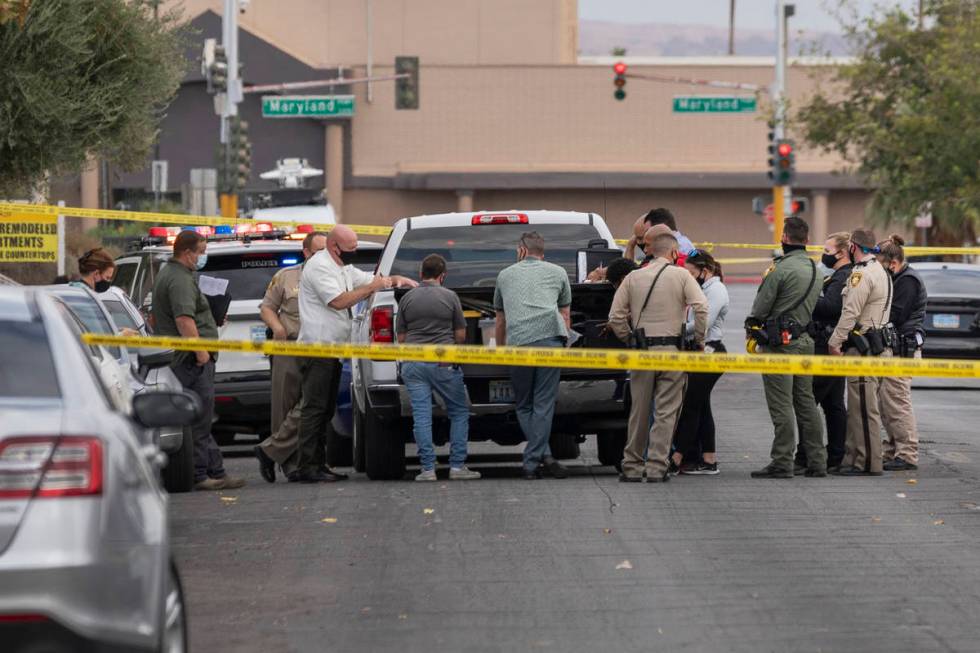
[295, 225, 417, 483]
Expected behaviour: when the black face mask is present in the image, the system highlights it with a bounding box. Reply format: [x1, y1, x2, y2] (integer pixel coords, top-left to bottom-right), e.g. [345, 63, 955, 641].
[637, 241, 646, 254]
[93, 280, 111, 293]
[821, 252, 839, 269]
[782, 243, 806, 255]
[847, 246, 857, 264]
[695, 272, 706, 287]
[338, 249, 357, 265]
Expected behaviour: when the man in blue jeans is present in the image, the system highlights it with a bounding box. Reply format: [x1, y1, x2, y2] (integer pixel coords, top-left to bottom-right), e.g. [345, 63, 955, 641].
[494, 231, 571, 480]
[397, 254, 480, 481]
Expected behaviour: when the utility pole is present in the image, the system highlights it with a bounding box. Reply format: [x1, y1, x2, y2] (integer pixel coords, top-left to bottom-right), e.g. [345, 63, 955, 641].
[771, 1, 794, 244]
[728, 0, 736, 56]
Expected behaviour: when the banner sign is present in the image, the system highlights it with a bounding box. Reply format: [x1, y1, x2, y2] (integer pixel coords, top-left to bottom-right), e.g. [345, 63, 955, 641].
[0, 214, 58, 263]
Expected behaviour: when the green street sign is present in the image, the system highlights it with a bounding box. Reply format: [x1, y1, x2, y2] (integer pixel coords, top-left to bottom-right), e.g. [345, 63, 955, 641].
[261, 95, 355, 118]
[672, 96, 757, 113]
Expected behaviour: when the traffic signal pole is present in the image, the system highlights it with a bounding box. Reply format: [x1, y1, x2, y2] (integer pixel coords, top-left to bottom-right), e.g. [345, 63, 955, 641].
[220, 0, 241, 218]
[772, 1, 793, 244]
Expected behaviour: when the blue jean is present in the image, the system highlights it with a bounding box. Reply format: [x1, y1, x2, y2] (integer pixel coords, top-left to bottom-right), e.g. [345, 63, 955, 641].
[510, 337, 564, 471]
[402, 362, 470, 471]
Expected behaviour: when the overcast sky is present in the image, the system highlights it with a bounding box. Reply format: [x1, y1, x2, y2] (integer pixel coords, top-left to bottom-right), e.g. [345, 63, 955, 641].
[578, 1, 919, 32]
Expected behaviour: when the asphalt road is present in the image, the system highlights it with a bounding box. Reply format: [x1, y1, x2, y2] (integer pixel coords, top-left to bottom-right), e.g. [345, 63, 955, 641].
[171, 285, 980, 652]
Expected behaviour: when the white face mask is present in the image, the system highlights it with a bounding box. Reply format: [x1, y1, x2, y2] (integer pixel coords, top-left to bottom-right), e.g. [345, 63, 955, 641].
[195, 253, 208, 270]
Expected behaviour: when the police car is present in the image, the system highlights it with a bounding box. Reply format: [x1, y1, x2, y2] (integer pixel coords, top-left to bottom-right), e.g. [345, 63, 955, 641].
[112, 223, 382, 445]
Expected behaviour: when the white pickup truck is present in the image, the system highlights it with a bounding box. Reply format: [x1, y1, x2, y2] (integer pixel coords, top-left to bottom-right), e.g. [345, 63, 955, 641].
[350, 210, 631, 479]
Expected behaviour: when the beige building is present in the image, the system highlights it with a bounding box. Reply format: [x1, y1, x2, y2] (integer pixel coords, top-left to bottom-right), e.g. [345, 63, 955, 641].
[69, 0, 871, 267]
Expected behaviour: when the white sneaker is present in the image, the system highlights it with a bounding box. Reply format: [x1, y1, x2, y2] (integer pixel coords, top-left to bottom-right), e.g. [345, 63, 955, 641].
[449, 466, 481, 480]
[415, 469, 437, 482]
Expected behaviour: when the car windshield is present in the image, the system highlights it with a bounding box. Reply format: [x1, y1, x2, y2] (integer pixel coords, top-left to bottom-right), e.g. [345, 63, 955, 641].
[0, 320, 60, 398]
[200, 249, 381, 300]
[56, 293, 122, 359]
[102, 298, 140, 331]
[387, 224, 603, 288]
[916, 268, 980, 296]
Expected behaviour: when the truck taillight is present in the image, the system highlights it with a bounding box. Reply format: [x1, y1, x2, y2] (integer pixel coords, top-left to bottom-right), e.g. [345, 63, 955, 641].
[370, 306, 394, 343]
[0, 436, 103, 499]
[471, 213, 529, 225]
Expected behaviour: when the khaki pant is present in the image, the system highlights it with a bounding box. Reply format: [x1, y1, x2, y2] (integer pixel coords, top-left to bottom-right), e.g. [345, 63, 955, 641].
[623, 355, 687, 477]
[879, 374, 919, 464]
[843, 349, 890, 473]
[259, 354, 303, 475]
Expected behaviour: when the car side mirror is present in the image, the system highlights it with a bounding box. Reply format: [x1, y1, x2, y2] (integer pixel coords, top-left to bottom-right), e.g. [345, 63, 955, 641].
[132, 391, 202, 428]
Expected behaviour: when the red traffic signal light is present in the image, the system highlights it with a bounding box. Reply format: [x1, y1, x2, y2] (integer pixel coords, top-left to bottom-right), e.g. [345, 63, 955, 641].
[777, 142, 793, 157]
[613, 62, 627, 75]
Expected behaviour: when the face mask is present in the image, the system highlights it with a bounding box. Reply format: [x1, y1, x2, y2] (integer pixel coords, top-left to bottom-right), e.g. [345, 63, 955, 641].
[93, 280, 111, 293]
[195, 253, 208, 270]
[821, 252, 838, 269]
[847, 246, 856, 264]
[338, 249, 357, 265]
[637, 241, 646, 254]
[695, 272, 706, 287]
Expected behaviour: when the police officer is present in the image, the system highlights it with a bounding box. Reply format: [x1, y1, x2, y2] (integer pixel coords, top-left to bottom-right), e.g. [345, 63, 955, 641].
[608, 233, 708, 483]
[827, 227, 893, 477]
[745, 216, 826, 478]
[876, 234, 926, 471]
[254, 231, 327, 483]
[793, 231, 852, 474]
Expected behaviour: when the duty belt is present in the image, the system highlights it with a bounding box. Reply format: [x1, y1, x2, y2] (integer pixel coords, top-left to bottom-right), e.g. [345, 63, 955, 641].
[645, 336, 682, 348]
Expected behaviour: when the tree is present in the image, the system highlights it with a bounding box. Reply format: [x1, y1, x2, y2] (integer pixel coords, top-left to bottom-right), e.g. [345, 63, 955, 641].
[610, 46, 627, 57]
[0, 0, 188, 197]
[795, 0, 980, 245]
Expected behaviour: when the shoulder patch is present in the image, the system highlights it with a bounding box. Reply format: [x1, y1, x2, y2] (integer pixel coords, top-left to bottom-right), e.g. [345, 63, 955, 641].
[763, 264, 776, 278]
[849, 271, 863, 287]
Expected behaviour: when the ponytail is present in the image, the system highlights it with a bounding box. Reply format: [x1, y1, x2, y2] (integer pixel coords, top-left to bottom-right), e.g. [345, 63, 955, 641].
[876, 233, 905, 264]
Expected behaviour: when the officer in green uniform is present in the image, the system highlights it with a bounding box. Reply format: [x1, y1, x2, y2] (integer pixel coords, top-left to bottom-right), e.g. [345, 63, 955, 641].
[745, 217, 827, 478]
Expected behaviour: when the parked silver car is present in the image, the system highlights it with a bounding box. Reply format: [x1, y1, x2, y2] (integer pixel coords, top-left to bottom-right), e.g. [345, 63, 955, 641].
[0, 286, 198, 652]
[44, 285, 195, 493]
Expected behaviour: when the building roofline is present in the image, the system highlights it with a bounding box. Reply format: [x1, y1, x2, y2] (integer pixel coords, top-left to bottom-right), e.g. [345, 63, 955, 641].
[349, 171, 866, 191]
[578, 55, 854, 67]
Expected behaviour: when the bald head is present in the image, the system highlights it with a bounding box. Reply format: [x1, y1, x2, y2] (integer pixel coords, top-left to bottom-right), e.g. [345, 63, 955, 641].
[650, 233, 679, 258]
[327, 225, 358, 265]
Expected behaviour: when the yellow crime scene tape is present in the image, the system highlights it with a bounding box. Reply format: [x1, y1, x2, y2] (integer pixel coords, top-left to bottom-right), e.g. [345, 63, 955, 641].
[81, 334, 980, 380]
[4, 202, 979, 256]
[0, 202, 393, 237]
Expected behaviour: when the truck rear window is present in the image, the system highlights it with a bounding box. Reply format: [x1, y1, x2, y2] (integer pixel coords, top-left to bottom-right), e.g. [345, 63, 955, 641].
[387, 224, 604, 287]
[200, 253, 302, 300]
[201, 250, 381, 300]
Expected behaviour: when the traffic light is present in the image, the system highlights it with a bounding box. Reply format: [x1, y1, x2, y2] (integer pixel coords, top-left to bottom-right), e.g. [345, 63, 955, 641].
[775, 140, 795, 185]
[613, 61, 627, 101]
[231, 117, 251, 190]
[217, 117, 251, 193]
[768, 139, 795, 186]
[202, 39, 228, 95]
[395, 56, 419, 110]
[789, 196, 809, 216]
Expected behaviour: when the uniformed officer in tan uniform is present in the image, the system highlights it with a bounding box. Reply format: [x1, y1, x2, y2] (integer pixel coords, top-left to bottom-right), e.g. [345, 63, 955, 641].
[254, 231, 327, 482]
[828, 227, 893, 476]
[608, 233, 708, 483]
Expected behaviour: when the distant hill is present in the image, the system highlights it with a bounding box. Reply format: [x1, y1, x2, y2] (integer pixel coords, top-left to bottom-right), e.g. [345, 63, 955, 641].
[578, 19, 850, 57]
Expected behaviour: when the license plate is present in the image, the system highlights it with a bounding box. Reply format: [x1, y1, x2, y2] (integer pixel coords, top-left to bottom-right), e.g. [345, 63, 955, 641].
[933, 314, 960, 329]
[488, 380, 515, 404]
[250, 325, 268, 342]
